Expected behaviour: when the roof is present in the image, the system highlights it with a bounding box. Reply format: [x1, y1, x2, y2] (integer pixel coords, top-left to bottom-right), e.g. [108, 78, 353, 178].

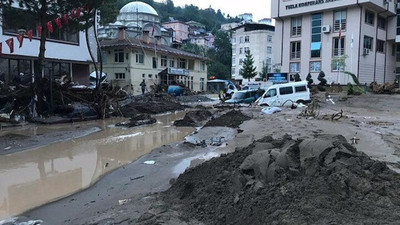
[100, 38, 207, 60]
[119, 2, 158, 16]
[232, 23, 275, 32]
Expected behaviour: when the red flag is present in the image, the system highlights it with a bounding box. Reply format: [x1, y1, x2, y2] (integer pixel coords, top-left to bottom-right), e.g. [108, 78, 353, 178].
[47, 21, 53, 33]
[0, 42, 2, 57]
[55, 17, 62, 29]
[17, 33, 24, 48]
[27, 30, 33, 42]
[63, 14, 69, 25]
[37, 25, 42, 36]
[76, 7, 81, 18]
[70, 10, 75, 19]
[5, 38, 14, 53]
[338, 29, 342, 40]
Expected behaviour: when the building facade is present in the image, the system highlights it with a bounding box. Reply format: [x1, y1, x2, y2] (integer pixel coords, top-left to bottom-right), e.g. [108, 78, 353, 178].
[272, 0, 398, 84]
[231, 23, 276, 84]
[101, 30, 208, 95]
[162, 20, 189, 43]
[0, 4, 96, 85]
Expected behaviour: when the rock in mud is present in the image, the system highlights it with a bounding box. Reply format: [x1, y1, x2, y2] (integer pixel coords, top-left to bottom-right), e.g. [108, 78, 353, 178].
[150, 134, 400, 225]
[204, 110, 251, 128]
[174, 109, 212, 127]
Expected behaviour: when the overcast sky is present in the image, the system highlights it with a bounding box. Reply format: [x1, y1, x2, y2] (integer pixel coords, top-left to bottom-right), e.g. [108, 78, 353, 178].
[155, 0, 272, 21]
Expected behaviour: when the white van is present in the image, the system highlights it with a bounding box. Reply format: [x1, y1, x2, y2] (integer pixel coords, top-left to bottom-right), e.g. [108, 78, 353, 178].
[257, 81, 311, 107]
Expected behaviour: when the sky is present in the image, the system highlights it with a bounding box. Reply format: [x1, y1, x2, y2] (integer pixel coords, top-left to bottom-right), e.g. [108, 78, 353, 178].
[155, 0, 272, 21]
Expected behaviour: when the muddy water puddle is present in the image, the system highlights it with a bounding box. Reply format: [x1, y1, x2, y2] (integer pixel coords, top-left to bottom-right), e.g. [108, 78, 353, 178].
[0, 112, 194, 219]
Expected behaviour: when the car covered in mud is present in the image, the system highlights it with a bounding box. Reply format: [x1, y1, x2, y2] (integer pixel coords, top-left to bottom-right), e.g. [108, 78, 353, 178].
[257, 81, 310, 106]
[225, 89, 265, 104]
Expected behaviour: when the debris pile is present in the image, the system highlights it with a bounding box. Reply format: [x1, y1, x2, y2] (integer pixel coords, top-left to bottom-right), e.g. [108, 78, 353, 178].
[174, 109, 212, 127]
[116, 114, 157, 128]
[204, 110, 251, 128]
[139, 134, 400, 224]
[370, 81, 397, 94]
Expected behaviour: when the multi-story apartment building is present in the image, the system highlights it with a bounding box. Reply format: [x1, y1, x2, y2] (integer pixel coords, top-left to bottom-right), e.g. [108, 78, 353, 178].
[101, 29, 208, 95]
[162, 20, 189, 43]
[0, 4, 97, 85]
[272, 0, 398, 84]
[231, 23, 275, 85]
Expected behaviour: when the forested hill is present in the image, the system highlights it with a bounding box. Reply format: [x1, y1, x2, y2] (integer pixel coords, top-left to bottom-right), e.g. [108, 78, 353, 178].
[101, 0, 239, 31]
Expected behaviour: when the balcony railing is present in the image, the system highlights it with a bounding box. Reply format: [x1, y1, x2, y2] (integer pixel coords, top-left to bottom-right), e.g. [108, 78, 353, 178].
[334, 22, 346, 32]
[291, 27, 302, 36]
[291, 51, 301, 59]
[333, 48, 345, 56]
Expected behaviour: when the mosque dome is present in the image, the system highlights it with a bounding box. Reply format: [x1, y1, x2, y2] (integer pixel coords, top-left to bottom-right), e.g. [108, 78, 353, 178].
[119, 1, 158, 16]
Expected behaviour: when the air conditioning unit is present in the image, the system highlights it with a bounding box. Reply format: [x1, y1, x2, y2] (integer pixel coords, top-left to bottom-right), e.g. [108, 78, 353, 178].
[322, 25, 331, 33]
[363, 48, 370, 55]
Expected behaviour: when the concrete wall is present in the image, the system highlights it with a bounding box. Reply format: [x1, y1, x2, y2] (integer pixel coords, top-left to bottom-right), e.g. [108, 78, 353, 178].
[162, 22, 189, 42]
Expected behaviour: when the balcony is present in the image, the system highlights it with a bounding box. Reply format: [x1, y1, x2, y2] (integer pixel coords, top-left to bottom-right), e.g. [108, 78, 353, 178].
[333, 22, 346, 32]
[291, 27, 302, 37]
[290, 51, 301, 59]
[333, 48, 345, 56]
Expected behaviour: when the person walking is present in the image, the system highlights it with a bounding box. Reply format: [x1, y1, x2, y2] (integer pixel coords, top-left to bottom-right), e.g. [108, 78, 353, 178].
[140, 80, 146, 96]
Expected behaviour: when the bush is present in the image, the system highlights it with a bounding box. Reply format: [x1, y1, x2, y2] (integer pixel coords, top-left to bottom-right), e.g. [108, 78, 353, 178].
[347, 83, 354, 95]
[317, 71, 327, 86]
[295, 73, 302, 82]
[306, 73, 313, 88]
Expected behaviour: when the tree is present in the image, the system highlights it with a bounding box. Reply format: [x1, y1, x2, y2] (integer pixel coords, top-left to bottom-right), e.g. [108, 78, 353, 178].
[180, 43, 207, 56]
[240, 50, 257, 81]
[259, 61, 269, 80]
[306, 73, 313, 88]
[207, 30, 232, 79]
[294, 73, 302, 82]
[317, 71, 327, 91]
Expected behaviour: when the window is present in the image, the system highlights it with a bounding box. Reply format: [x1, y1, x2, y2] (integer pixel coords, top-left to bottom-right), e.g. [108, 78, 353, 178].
[365, 10, 375, 25]
[291, 16, 302, 37]
[142, 74, 145, 78]
[231, 38, 236, 44]
[378, 16, 386, 30]
[148, 74, 152, 78]
[239, 59, 244, 65]
[332, 62, 344, 71]
[161, 55, 168, 67]
[188, 60, 195, 70]
[267, 46, 272, 54]
[136, 51, 144, 64]
[310, 61, 321, 72]
[115, 73, 125, 80]
[376, 40, 385, 53]
[245, 36, 250, 43]
[114, 49, 124, 63]
[364, 36, 373, 50]
[295, 86, 307, 92]
[279, 87, 293, 95]
[290, 62, 300, 72]
[200, 78, 205, 91]
[334, 10, 347, 31]
[179, 58, 186, 69]
[333, 37, 345, 56]
[232, 57, 236, 66]
[311, 13, 322, 58]
[200, 61, 206, 71]
[267, 35, 272, 42]
[244, 47, 250, 53]
[240, 37, 244, 43]
[290, 41, 301, 59]
[239, 48, 243, 54]
[169, 58, 175, 67]
[152, 57, 158, 69]
[265, 89, 277, 97]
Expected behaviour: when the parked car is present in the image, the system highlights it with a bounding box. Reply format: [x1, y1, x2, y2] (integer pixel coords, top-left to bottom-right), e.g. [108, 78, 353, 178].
[207, 79, 238, 98]
[257, 81, 311, 107]
[226, 89, 265, 104]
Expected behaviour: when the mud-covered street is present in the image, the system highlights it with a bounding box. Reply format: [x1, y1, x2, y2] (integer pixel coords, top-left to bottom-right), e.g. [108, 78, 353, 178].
[0, 93, 397, 225]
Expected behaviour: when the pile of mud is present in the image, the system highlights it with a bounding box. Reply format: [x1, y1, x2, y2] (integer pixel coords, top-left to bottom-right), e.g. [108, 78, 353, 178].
[204, 110, 251, 128]
[120, 94, 186, 117]
[116, 114, 157, 128]
[140, 134, 400, 225]
[174, 109, 212, 127]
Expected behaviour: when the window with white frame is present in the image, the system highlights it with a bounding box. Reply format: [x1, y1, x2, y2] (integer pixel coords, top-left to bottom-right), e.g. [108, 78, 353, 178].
[334, 10, 347, 31]
[240, 37, 243, 43]
[232, 57, 236, 66]
[376, 39, 385, 53]
[290, 41, 301, 59]
[239, 48, 243, 54]
[244, 36, 249, 43]
[201, 61, 206, 71]
[169, 58, 175, 67]
[136, 50, 144, 64]
[114, 49, 124, 63]
[115, 73, 125, 80]
[178, 58, 186, 69]
[267, 46, 272, 54]
[309, 61, 321, 72]
[365, 10, 375, 26]
[267, 35, 272, 43]
[333, 37, 345, 56]
[378, 16, 386, 30]
[291, 16, 302, 37]
[364, 36, 373, 50]
[161, 55, 168, 67]
[290, 62, 300, 72]
[239, 58, 244, 65]
[244, 47, 250, 53]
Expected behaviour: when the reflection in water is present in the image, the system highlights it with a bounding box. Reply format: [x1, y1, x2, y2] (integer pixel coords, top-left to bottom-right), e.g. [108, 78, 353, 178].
[0, 112, 193, 219]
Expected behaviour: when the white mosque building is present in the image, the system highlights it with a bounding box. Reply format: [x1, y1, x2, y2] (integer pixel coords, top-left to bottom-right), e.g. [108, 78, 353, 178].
[98, 1, 173, 46]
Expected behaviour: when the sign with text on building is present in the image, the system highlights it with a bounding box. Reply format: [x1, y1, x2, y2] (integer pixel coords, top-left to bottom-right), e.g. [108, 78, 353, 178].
[285, 0, 342, 10]
[267, 73, 288, 84]
[168, 67, 190, 76]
